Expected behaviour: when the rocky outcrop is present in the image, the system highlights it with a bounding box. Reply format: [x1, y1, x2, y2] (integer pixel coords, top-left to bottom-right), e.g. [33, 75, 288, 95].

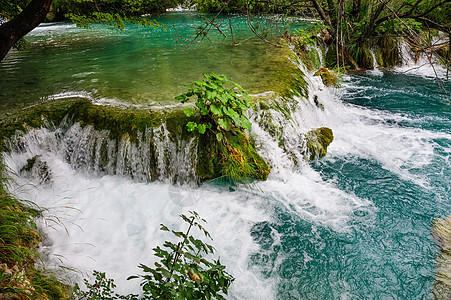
[313, 68, 337, 87]
[302, 127, 334, 161]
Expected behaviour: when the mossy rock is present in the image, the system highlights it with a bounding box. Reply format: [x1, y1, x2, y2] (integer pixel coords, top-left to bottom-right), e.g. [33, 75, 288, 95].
[20, 155, 52, 184]
[196, 131, 270, 182]
[313, 68, 337, 87]
[302, 127, 334, 161]
[375, 36, 401, 68]
[432, 216, 451, 299]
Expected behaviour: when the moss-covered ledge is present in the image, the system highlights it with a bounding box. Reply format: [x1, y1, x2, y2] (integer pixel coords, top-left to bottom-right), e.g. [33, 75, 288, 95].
[431, 216, 451, 298]
[0, 98, 271, 182]
[196, 130, 270, 182]
[0, 98, 196, 150]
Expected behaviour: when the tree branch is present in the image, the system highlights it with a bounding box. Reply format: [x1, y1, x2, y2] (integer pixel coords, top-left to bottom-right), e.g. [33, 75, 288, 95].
[0, 0, 53, 61]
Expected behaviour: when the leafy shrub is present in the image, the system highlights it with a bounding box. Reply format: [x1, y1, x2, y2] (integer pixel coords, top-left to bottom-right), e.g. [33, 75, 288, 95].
[73, 212, 234, 299]
[176, 73, 254, 143]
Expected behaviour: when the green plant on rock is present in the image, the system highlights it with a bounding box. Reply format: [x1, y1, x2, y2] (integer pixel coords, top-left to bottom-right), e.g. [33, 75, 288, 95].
[175, 73, 254, 143]
[294, 22, 324, 47]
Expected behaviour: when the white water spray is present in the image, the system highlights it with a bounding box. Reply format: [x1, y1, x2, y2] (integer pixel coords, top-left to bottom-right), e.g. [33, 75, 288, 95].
[367, 50, 383, 77]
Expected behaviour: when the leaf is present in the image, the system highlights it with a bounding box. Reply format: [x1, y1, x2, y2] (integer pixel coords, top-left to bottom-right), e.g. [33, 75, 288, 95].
[217, 118, 231, 131]
[216, 132, 223, 142]
[218, 94, 227, 104]
[206, 90, 214, 100]
[184, 107, 196, 117]
[210, 104, 223, 117]
[161, 268, 172, 278]
[186, 122, 197, 132]
[226, 108, 241, 127]
[160, 225, 169, 231]
[175, 95, 187, 102]
[240, 115, 252, 130]
[197, 123, 207, 134]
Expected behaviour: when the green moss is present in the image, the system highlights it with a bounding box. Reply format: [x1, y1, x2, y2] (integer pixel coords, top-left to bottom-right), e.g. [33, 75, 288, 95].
[196, 131, 270, 182]
[0, 98, 197, 153]
[303, 127, 334, 161]
[313, 68, 338, 87]
[375, 36, 401, 68]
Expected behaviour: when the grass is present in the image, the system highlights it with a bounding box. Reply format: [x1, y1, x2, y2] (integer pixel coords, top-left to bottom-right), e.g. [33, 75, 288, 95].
[0, 160, 68, 299]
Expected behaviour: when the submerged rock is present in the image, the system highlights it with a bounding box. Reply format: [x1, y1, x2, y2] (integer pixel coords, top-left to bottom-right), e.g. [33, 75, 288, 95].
[432, 216, 451, 298]
[313, 68, 337, 87]
[302, 127, 334, 161]
[20, 155, 52, 184]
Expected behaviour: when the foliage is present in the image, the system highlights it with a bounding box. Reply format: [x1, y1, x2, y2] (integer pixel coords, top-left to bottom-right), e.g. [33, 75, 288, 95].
[176, 73, 254, 143]
[0, 0, 29, 19]
[73, 212, 234, 299]
[130, 211, 234, 299]
[0, 269, 32, 299]
[55, 0, 170, 29]
[73, 271, 138, 300]
[294, 21, 324, 47]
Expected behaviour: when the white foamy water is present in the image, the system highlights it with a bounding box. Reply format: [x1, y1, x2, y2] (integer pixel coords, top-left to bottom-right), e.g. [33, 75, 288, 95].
[366, 50, 384, 77]
[394, 40, 448, 79]
[3, 53, 449, 298]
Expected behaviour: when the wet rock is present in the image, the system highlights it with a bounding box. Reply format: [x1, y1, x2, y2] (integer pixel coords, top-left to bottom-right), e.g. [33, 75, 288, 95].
[313, 68, 337, 87]
[20, 155, 52, 184]
[432, 216, 451, 298]
[302, 127, 334, 161]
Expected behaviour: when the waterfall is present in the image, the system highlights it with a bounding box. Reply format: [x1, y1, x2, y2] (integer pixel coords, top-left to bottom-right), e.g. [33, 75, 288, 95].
[395, 39, 448, 78]
[4, 121, 198, 185]
[367, 49, 383, 76]
[2, 37, 450, 299]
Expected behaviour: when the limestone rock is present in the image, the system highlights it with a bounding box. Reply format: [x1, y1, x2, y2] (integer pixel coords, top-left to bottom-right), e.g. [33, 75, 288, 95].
[302, 127, 334, 161]
[313, 68, 337, 87]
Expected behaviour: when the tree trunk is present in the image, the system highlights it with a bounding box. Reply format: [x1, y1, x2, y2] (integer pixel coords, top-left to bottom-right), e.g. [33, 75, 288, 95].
[0, 0, 53, 61]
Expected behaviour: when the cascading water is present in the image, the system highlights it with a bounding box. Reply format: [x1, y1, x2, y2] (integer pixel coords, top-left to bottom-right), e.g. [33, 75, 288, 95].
[2, 15, 451, 299]
[395, 39, 448, 78]
[4, 121, 198, 185]
[367, 49, 384, 77]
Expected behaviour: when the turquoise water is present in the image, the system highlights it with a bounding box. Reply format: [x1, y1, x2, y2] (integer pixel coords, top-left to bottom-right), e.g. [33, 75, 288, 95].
[2, 12, 451, 300]
[263, 72, 451, 298]
[0, 12, 300, 111]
